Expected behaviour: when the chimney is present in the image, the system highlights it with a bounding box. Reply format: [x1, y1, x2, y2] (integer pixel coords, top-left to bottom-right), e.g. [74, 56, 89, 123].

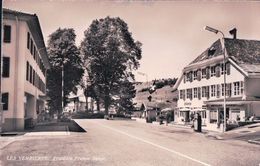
[229, 28, 237, 39]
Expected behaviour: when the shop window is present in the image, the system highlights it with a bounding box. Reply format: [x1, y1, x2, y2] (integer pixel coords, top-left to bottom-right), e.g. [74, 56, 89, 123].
[4, 25, 11, 43]
[210, 110, 217, 122]
[2, 93, 9, 110]
[2, 57, 10, 77]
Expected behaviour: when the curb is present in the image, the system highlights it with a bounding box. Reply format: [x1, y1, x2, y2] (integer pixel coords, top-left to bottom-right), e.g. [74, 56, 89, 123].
[248, 139, 260, 145]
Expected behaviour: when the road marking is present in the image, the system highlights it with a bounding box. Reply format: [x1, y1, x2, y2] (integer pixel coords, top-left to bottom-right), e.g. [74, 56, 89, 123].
[93, 121, 211, 166]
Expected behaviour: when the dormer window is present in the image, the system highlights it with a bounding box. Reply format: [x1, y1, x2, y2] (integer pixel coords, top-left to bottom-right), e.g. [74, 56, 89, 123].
[208, 46, 216, 57]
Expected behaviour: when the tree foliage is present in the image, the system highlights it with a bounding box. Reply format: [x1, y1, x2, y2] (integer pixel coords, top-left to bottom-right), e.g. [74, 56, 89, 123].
[47, 28, 84, 116]
[80, 17, 142, 114]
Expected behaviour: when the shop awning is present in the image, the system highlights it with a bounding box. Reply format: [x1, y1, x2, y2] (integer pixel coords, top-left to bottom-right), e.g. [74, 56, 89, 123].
[204, 100, 260, 106]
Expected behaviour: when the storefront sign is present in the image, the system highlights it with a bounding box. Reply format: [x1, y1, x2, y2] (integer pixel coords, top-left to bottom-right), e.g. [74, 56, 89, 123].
[184, 102, 191, 106]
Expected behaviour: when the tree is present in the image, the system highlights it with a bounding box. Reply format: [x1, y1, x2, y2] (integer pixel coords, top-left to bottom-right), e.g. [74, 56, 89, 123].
[47, 28, 84, 117]
[80, 17, 142, 115]
[114, 80, 136, 114]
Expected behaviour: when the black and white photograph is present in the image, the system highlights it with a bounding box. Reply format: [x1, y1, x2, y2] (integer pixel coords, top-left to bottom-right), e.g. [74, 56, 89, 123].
[1, 0, 260, 165]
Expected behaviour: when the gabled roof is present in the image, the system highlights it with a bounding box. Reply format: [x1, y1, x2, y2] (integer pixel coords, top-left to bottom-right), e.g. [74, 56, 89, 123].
[188, 38, 260, 76]
[3, 8, 50, 69]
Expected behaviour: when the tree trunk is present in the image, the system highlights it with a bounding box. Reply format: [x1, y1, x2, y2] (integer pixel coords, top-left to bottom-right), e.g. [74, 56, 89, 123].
[84, 95, 88, 112]
[104, 94, 110, 115]
[96, 99, 100, 111]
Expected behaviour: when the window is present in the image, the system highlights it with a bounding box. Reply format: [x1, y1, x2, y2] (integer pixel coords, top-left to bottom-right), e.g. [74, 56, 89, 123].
[2, 93, 9, 110]
[186, 89, 192, 100]
[193, 88, 198, 98]
[2, 57, 10, 77]
[26, 62, 29, 81]
[234, 82, 240, 96]
[193, 71, 197, 80]
[211, 85, 216, 97]
[221, 64, 224, 75]
[202, 86, 207, 98]
[29, 65, 33, 83]
[202, 68, 206, 79]
[4, 25, 11, 43]
[30, 39, 33, 55]
[27, 32, 30, 49]
[226, 83, 232, 97]
[32, 69, 35, 85]
[210, 66, 216, 77]
[33, 45, 36, 60]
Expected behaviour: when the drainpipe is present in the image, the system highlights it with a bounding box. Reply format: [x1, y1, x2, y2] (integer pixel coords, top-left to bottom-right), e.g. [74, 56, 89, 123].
[0, 1, 3, 133]
[13, 15, 19, 130]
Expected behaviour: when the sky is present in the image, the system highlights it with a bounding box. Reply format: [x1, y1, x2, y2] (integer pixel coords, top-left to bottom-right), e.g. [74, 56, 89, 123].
[3, 0, 260, 82]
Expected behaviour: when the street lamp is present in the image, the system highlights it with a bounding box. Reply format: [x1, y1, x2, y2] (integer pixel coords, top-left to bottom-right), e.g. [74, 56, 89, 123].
[204, 26, 227, 132]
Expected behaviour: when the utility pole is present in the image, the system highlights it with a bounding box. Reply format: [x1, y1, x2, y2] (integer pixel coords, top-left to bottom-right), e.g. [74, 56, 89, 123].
[204, 26, 227, 132]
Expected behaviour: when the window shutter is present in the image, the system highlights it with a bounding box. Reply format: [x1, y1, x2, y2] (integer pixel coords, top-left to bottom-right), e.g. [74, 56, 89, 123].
[183, 73, 186, 83]
[183, 90, 186, 100]
[190, 89, 193, 100]
[216, 65, 220, 77]
[240, 81, 244, 95]
[206, 67, 210, 79]
[206, 86, 209, 99]
[198, 87, 201, 100]
[217, 84, 220, 98]
[226, 63, 231, 75]
[197, 69, 201, 81]
[190, 72, 193, 82]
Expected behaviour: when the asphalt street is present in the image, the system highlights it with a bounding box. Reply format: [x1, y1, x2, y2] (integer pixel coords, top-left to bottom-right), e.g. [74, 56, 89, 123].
[0, 119, 260, 166]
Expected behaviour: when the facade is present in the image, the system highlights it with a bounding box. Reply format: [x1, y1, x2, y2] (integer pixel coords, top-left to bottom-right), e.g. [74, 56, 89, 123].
[174, 38, 260, 131]
[1, 9, 50, 131]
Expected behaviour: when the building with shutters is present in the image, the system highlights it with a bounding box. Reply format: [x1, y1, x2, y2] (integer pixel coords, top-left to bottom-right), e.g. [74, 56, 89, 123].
[174, 38, 260, 131]
[1, 9, 50, 131]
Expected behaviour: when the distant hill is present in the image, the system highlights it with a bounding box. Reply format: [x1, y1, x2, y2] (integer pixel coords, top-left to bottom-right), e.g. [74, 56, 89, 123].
[134, 80, 178, 110]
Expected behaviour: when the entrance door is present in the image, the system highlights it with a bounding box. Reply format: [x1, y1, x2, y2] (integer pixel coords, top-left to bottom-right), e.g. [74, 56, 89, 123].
[184, 111, 190, 122]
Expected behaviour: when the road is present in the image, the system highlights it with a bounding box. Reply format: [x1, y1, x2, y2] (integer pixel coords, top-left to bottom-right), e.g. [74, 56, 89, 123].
[1, 119, 260, 166]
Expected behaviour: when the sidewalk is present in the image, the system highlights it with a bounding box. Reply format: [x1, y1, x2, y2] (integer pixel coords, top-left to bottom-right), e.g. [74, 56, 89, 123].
[0, 119, 70, 149]
[133, 118, 260, 144]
